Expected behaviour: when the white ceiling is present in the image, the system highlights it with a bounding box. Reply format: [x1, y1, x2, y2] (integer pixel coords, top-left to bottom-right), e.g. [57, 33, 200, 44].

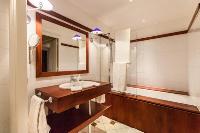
[51, 0, 200, 39]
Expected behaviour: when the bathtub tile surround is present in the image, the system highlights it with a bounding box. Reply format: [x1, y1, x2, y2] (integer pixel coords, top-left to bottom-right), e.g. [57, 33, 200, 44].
[79, 116, 143, 133]
[128, 34, 188, 92]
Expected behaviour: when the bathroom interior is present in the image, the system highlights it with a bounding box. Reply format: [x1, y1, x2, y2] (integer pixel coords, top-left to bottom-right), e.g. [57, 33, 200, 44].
[1, 0, 200, 133]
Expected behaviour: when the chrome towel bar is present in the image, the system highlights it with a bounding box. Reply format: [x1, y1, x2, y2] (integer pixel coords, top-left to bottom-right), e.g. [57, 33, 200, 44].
[37, 92, 53, 103]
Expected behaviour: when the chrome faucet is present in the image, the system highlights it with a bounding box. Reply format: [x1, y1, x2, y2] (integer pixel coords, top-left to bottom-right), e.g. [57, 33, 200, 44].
[70, 75, 77, 83]
[70, 75, 81, 86]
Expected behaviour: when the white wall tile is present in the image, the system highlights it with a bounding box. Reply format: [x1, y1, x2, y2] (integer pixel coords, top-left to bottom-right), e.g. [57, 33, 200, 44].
[128, 34, 188, 92]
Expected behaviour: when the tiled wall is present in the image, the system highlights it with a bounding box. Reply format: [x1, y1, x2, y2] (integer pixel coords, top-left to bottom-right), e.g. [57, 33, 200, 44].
[128, 34, 189, 92]
[0, 0, 9, 132]
[128, 32, 200, 97]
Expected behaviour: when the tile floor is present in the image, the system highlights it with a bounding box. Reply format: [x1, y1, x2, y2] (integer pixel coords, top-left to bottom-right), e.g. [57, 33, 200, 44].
[79, 116, 143, 133]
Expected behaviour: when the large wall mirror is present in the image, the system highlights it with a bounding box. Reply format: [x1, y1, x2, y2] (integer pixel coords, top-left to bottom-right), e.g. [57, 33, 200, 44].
[36, 12, 89, 77]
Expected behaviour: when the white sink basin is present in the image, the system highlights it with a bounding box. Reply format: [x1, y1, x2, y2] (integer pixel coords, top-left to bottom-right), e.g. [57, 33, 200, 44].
[59, 81, 100, 91]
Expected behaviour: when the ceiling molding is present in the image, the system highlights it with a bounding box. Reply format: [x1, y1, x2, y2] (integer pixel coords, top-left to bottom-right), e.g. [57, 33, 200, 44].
[130, 30, 188, 43]
[61, 43, 79, 49]
[130, 3, 200, 43]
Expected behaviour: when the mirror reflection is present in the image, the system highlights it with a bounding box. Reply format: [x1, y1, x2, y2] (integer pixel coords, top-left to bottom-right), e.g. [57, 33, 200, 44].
[41, 20, 86, 72]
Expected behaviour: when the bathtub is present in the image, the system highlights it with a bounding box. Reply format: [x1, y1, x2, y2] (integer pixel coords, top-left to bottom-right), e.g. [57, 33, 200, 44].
[106, 88, 200, 133]
[112, 87, 200, 110]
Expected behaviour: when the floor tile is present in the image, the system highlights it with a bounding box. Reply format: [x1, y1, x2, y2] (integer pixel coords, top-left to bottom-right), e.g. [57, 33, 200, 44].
[79, 116, 143, 133]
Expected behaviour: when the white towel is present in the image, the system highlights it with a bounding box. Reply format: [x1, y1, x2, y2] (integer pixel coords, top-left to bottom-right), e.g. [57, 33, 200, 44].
[28, 95, 50, 133]
[112, 62, 127, 92]
[197, 106, 200, 111]
[92, 94, 106, 104]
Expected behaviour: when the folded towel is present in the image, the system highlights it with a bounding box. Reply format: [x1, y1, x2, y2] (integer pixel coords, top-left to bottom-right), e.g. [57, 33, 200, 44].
[197, 106, 200, 111]
[92, 94, 106, 104]
[112, 62, 127, 92]
[28, 95, 50, 133]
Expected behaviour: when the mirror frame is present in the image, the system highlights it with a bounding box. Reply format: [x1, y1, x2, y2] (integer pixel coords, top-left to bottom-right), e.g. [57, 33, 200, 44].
[36, 12, 89, 77]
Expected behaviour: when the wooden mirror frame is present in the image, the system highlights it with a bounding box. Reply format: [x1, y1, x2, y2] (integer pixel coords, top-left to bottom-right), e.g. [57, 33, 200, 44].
[36, 12, 89, 77]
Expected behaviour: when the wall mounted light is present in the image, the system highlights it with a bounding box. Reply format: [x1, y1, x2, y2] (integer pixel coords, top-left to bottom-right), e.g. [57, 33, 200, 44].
[28, 0, 54, 11]
[28, 34, 40, 64]
[72, 34, 82, 41]
[27, 0, 54, 24]
[91, 27, 103, 35]
[27, 15, 32, 24]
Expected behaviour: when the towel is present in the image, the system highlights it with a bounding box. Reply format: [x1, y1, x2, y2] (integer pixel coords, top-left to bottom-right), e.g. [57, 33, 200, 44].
[112, 62, 127, 92]
[197, 106, 200, 111]
[28, 95, 50, 133]
[92, 94, 106, 104]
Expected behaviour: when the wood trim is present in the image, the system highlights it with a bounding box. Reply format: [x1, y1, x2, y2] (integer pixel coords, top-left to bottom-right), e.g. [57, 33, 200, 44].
[36, 12, 89, 77]
[130, 30, 187, 43]
[105, 93, 200, 133]
[47, 102, 111, 133]
[27, 1, 114, 42]
[61, 43, 79, 49]
[131, 3, 200, 43]
[35, 82, 111, 113]
[128, 84, 189, 96]
[106, 92, 199, 114]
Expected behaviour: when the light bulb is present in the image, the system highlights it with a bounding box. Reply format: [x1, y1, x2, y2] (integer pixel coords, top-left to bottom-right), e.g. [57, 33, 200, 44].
[29, 0, 53, 11]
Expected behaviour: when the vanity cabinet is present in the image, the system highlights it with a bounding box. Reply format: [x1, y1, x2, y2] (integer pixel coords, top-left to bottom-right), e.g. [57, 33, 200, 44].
[35, 82, 111, 133]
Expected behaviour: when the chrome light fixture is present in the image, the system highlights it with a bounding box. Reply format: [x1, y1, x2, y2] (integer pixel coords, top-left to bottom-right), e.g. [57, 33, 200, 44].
[72, 34, 82, 41]
[28, 34, 40, 64]
[27, 0, 54, 24]
[28, 0, 54, 11]
[91, 27, 103, 35]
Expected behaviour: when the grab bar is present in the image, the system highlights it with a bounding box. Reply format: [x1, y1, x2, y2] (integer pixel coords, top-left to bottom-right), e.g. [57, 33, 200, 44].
[37, 92, 53, 103]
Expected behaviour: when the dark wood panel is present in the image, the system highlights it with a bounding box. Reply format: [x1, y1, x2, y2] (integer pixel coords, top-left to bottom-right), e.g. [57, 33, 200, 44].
[105, 92, 200, 133]
[130, 30, 187, 43]
[61, 43, 79, 48]
[128, 84, 189, 96]
[47, 101, 111, 133]
[35, 82, 111, 113]
[36, 12, 89, 77]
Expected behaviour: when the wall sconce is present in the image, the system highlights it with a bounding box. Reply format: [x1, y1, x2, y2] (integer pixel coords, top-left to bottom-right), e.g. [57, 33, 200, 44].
[28, 34, 40, 64]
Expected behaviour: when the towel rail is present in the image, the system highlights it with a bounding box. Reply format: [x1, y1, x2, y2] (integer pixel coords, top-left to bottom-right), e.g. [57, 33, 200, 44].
[37, 92, 53, 103]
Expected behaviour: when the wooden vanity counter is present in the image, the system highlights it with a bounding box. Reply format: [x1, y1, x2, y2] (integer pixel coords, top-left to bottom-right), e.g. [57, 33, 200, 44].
[35, 82, 111, 113]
